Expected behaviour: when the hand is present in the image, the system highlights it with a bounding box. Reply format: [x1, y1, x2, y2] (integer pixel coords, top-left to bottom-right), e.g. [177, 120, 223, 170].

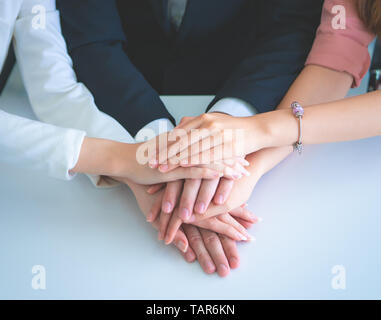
[150, 113, 268, 172]
[182, 225, 241, 277]
[124, 179, 243, 277]
[148, 177, 235, 220]
[159, 154, 264, 242]
[73, 137, 232, 185]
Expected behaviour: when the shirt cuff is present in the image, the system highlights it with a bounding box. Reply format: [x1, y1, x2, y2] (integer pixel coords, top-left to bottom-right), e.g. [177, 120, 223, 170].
[135, 118, 175, 142]
[208, 98, 258, 117]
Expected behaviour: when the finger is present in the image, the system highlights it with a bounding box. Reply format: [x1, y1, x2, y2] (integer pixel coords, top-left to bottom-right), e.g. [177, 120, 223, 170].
[166, 128, 222, 164]
[195, 217, 248, 242]
[180, 246, 197, 263]
[162, 180, 183, 214]
[147, 192, 163, 222]
[183, 224, 216, 274]
[200, 229, 230, 277]
[182, 162, 243, 181]
[194, 178, 220, 214]
[171, 227, 189, 253]
[234, 162, 251, 177]
[218, 214, 253, 242]
[229, 205, 257, 223]
[164, 211, 184, 245]
[165, 167, 222, 181]
[219, 235, 240, 269]
[147, 183, 166, 194]
[158, 210, 172, 241]
[178, 179, 202, 221]
[214, 178, 234, 205]
[176, 116, 202, 130]
[234, 217, 254, 229]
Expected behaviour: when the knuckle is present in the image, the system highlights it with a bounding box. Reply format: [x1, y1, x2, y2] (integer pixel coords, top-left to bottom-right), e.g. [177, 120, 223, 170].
[204, 234, 219, 245]
[189, 234, 202, 244]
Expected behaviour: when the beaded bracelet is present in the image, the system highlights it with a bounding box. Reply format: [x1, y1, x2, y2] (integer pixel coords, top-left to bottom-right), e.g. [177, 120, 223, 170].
[291, 101, 304, 154]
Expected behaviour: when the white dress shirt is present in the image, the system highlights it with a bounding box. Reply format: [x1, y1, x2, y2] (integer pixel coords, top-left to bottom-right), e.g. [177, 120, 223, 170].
[0, 0, 135, 185]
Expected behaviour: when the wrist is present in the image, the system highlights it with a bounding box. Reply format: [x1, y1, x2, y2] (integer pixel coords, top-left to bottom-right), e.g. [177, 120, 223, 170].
[73, 137, 136, 178]
[255, 109, 299, 149]
[244, 115, 274, 152]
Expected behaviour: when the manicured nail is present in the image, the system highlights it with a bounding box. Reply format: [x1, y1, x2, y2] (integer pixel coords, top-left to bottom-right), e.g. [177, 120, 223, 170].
[229, 257, 239, 268]
[242, 169, 251, 177]
[164, 234, 172, 245]
[185, 251, 195, 262]
[146, 212, 153, 222]
[149, 159, 158, 168]
[180, 208, 190, 220]
[247, 235, 256, 242]
[195, 201, 206, 214]
[175, 241, 187, 253]
[163, 201, 172, 213]
[159, 164, 169, 172]
[232, 173, 242, 180]
[218, 264, 229, 277]
[205, 262, 216, 273]
[241, 203, 248, 208]
[216, 195, 224, 204]
[242, 159, 250, 166]
[237, 232, 247, 241]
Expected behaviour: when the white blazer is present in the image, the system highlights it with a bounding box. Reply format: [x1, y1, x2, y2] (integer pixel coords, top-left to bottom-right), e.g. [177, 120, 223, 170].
[0, 0, 134, 186]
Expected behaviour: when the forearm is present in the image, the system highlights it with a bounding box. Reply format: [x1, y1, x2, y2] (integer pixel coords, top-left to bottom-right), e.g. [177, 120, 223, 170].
[71, 137, 133, 177]
[262, 90, 381, 147]
[248, 65, 354, 175]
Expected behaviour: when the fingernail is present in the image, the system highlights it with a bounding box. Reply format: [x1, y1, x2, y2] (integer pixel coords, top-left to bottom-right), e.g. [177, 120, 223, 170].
[146, 187, 154, 194]
[247, 235, 256, 242]
[216, 195, 224, 204]
[185, 251, 195, 262]
[180, 208, 190, 220]
[237, 232, 247, 241]
[206, 262, 216, 273]
[243, 169, 251, 177]
[232, 173, 242, 180]
[146, 212, 153, 222]
[195, 201, 206, 214]
[180, 159, 188, 165]
[229, 257, 239, 268]
[163, 201, 172, 213]
[164, 235, 172, 245]
[218, 264, 229, 277]
[242, 159, 250, 166]
[175, 240, 187, 253]
[241, 203, 248, 208]
[149, 159, 158, 168]
[159, 164, 169, 172]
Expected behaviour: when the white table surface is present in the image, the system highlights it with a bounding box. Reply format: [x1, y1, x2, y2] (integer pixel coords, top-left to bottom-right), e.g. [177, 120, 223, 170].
[0, 65, 381, 300]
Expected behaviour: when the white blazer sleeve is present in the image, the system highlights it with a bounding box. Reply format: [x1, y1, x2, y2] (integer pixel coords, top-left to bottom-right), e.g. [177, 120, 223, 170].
[13, 0, 136, 187]
[0, 110, 85, 180]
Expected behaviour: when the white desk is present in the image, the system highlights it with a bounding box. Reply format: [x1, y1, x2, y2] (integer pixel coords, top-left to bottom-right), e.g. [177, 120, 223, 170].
[1, 66, 381, 300]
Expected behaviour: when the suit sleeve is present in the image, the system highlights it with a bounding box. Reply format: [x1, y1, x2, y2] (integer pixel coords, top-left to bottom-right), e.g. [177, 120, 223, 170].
[56, 0, 175, 136]
[208, 0, 324, 113]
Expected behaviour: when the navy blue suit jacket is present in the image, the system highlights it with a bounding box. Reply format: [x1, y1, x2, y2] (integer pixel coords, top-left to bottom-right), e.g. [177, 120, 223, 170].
[57, 0, 323, 135]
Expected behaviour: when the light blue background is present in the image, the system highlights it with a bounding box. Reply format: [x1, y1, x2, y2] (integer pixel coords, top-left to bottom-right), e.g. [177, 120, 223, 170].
[0, 55, 380, 299]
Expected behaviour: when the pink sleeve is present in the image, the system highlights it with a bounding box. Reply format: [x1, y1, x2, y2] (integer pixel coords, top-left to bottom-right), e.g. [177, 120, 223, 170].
[306, 0, 375, 87]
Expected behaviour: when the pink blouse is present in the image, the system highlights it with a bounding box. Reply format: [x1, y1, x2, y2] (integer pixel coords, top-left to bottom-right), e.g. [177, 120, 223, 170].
[306, 0, 375, 87]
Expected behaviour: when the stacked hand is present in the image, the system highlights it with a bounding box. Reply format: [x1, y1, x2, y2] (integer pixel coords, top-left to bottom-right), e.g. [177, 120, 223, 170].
[90, 113, 266, 277]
